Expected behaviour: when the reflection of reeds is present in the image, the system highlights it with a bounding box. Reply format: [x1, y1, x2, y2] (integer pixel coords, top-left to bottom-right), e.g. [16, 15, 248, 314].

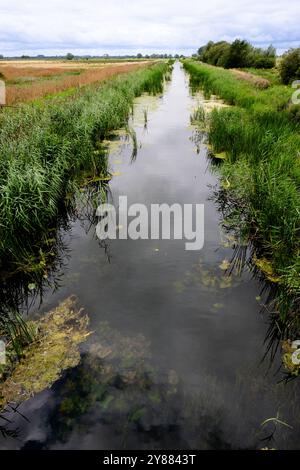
[0, 311, 37, 360]
[127, 126, 138, 162]
[143, 108, 148, 128]
[190, 106, 205, 125]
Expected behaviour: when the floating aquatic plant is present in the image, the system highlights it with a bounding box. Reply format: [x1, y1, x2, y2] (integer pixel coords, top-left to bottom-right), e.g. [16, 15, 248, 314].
[0, 296, 91, 410]
[253, 255, 281, 284]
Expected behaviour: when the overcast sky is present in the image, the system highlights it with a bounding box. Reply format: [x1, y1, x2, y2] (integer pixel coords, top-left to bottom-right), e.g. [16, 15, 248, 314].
[0, 0, 299, 56]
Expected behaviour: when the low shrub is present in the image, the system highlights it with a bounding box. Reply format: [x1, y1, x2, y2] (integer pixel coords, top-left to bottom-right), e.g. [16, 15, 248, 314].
[279, 48, 300, 84]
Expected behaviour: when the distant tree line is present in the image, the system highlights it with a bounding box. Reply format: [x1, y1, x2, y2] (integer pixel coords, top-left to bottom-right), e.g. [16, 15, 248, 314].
[135, 53, 182, 59]
[0, 52, 185, 61]
[197, 39, 276, 69]
[65, 52, 183, 60]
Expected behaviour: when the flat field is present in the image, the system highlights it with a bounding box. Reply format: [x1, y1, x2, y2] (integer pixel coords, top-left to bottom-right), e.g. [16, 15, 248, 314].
[0, 59, 153, 104]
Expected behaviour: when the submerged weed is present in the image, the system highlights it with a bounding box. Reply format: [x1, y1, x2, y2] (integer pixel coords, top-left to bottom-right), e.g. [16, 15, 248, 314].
[0, 296, 91, 409]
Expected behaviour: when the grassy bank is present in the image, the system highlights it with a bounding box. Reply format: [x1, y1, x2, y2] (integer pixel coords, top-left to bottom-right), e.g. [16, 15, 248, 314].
[183, 60, 300, 333]
[0, 62, 169, 274]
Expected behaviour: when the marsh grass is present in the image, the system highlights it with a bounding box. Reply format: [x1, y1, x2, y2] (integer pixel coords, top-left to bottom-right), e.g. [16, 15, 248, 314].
[184, 60, 300, 331]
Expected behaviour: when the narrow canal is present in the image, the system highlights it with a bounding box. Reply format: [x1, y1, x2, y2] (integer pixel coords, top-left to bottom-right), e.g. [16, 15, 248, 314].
[1, 62, 300, 450]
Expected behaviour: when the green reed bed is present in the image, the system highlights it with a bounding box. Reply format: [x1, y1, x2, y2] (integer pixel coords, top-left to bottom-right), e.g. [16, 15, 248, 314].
[183, 60, 300, 331]
[0, 62, 169, 273]
[183, 60, 292, 108]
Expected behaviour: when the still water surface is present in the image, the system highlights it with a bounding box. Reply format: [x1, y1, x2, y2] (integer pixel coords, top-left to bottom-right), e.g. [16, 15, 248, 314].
[1, 62, 300, 450]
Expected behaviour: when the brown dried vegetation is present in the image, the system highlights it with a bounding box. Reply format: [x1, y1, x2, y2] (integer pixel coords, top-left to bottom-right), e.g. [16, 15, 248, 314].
[230, 69, 270, 89]
[0, 61, 151, 104]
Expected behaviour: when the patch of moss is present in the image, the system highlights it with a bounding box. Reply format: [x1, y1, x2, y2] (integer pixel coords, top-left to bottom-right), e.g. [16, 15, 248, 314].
[0, 296, 91, 409]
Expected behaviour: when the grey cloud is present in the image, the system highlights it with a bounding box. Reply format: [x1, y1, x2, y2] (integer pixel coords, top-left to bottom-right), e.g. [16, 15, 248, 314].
[0, 0, 299, 56]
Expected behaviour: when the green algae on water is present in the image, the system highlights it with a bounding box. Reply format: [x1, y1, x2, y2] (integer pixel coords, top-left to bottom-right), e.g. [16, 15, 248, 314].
[0, 296, 91, 409]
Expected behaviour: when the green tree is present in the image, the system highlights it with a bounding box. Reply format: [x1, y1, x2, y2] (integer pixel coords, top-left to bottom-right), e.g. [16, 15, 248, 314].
[197, 39, 276, 69]
[279, 48, 300, 84]
[225, 39, 252, 68]
[66, 53, 74, 60]
[249, 44, 276, 68]
[207, 41, 230, 66]
[198, 41, 214, 59]
[266, 45, 276, 57]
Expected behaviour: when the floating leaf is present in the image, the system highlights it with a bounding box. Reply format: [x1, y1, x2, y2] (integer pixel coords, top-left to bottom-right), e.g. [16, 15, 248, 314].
[253, 255, 280, 283]
[174, 280, 185, 293]
[219, 259, 230, 271]
[219, 276, 232, 289]
[101, 395, 114, 410]
[148, 390, 161, 404]
[129, 407, 145, 422]
[221, 178, 231, 189]
[214, 152, 227, 160]
[86, 175, 111, 183]
[213, 303, 224, 310]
